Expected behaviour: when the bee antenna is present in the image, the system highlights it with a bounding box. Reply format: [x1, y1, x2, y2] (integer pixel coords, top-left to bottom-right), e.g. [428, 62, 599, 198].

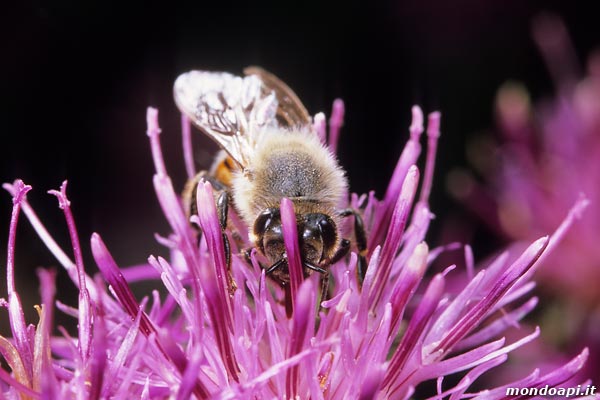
[266, 257, 287, 275]
[303, 261, 327, 275]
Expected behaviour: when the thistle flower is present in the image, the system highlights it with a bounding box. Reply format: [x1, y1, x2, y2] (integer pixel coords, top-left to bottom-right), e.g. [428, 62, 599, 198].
[451, 15, 600, 306]
[448, 14, 600, 382]
[0, 99, 593, 399]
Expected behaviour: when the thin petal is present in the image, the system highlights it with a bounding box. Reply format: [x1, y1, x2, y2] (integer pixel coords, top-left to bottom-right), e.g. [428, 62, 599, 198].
[328, 98, 345, 154]
[195, 181, 239, 382]
[369, 105, 423, 249]
[6, 179, 33, 377]
[383, 273, 445, 391]
[433, 237, 548, 355]
[280, 197, 304, 314]
[369, 165, 420, 311]
[419, 111, 441, 204]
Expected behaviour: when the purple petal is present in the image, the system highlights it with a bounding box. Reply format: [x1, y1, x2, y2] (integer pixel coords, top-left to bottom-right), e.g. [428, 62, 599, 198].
[424, 270, 486, 348]
[0, 336, 30, 389]
[195, 181, 235, 322]
[528, 348, 590, 391]
[383, 273, 445, 391]
[328, 98, 345, 154]
[195, 181, 239, 381]
[349, 303, 391, 396]
[280, 197, 304, 314]
[369, 165, 419, 310]
[0, 367, 40, 399]
[149, 255, 197, 331]
[176, 351, 203, 400]
[6, 179, 34, 378]
[419, 111, 441, 204]
[420, 328, 540, 382]
[448, 355, 508, 400]
[34, 269, 57, 393]
[358, 366, 385, 400]
[91, 233, 154, 337]
[49, 182, 94, 362]
[3, 181, 98, 300]
[89, 307, 107, 400]
[286, 278, 316, 398]
[369, 105, 423, 249]
[92, 233, 209, 396]
[520, 195, 589, 282]
[434, 236, 548, 354]
[481, 347, 590, 399]
[146, 107, 166, 177]
[456, 297, 538, 352]
[120, 264, 161, 282]
[32, 306, 56, 391]
[180, 113, 196, 179]
[264, 301, 286, 393]
[47, 181, 87, 292]
[388, 242, 428, 338]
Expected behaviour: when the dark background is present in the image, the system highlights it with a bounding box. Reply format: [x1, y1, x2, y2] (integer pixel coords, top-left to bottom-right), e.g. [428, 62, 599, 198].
[0, 1, 598, 328]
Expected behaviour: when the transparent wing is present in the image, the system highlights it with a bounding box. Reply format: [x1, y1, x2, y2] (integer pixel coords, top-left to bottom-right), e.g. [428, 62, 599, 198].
[243, 66, 311, 127]
[174, 70, 279, 169]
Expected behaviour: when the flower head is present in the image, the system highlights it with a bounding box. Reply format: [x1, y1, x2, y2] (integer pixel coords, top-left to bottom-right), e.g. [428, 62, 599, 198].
[448, 14, 600, 385]
[1, 97, 594, 398]
[450, 15, 600, 306]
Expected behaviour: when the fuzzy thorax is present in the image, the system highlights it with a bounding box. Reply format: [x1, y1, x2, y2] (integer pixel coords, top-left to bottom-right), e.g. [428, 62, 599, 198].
[232, 127, 348, 235]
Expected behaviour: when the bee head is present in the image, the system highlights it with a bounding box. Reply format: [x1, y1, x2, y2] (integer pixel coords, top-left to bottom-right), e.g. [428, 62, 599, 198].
[300, 213, 338, 265]
[253, 208, 338, 276]
[253, 208, 286, 267]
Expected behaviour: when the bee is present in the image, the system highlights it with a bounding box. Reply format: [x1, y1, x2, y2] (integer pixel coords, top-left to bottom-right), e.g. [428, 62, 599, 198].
[174, 67, 367, 291]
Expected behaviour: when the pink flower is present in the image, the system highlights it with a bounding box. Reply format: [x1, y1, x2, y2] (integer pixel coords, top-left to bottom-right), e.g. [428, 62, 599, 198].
[448, 13, 600, 386]
[451, 14, 600, 305]
[0, 98, 593, 398]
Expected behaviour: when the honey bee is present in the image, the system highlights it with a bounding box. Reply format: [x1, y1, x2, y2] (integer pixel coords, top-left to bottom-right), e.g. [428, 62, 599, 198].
[174, 67, 367, 289]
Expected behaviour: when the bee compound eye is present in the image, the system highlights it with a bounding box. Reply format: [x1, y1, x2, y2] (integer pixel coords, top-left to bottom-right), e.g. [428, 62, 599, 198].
[253, 208, 280, 235]
[317, 215, 337, 250]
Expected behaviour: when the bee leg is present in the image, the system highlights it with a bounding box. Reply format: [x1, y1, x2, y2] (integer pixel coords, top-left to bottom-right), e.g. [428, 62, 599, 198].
[303, 261, 332, 302]
[263, 258, 296, 318]
[215, 191, 237, 294]
[329, 238, 351, 264]
[284, 284, 293, 318]
[319, 271, 330, 305]
[243, 248, 254, 264]
[217, 192, 231, 268]
[304, 261, 330, 309]
[338, 209, 368, 283]
[216, 190, 228, 229]
[266, 260, 331, 316]
[183, 172, 236, 294]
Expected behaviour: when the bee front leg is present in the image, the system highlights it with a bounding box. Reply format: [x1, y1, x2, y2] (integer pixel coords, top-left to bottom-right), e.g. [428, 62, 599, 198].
[184, 172, 236, 294]
[319, 271, 330, 306]
[328, 238, 351, 264]
[338, 209, 368, 283]
[216, 191, 232, 267]
[215, 191, 237, 294]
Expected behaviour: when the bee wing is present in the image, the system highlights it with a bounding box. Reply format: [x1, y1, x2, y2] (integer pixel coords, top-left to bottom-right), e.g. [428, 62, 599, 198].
[243, 66, 311, 127]
[174, 70, 279, 169]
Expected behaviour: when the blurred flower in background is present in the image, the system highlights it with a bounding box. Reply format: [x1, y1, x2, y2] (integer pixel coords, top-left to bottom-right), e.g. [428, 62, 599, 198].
[449, 13, 600, 381]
